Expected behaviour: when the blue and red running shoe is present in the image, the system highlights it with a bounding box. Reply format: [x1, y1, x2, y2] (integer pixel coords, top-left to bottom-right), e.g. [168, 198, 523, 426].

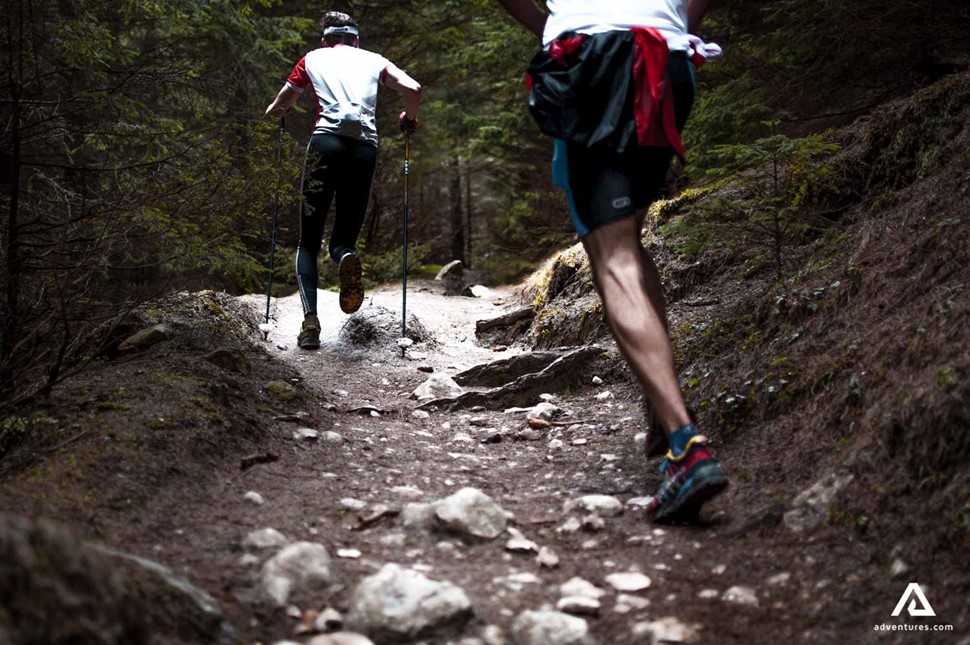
[646, 431, 727, 523]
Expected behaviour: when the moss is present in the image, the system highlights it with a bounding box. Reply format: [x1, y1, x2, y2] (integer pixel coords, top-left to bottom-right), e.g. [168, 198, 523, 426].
[95, 401, 131, 412]
[265, 380, 299, 402]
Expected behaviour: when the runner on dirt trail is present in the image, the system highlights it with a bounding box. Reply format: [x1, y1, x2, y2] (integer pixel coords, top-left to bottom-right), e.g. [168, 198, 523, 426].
[265, 11, 422, 350]
[495, 0, 728, 523]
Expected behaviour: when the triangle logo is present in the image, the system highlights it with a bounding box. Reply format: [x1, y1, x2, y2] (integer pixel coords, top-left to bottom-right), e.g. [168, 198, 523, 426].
[891, 583, 936, 617]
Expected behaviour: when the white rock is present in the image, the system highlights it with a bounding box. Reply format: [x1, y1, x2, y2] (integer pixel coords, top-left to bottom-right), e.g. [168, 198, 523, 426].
[511, 610, 592, 645]
[698, 589, 719, 599]
[631, 617, 699, 643]
[722, 586, 759, 607]
[539, 393, 556, 402]
[591, 376, 603, 385]
[605, 572, 652, 592]
[307, 633, 374, 645]
[314, 607, 345, 632]
[783, 473, 854, 532]
[397, 337, 414, 349]
[346, 564, 472, 641]
[238, 553, 261, 567]
[564, 495, 623, 518]
[505, 527, 539, 554]
[243, 491, 265, 505]
[261, 542, 333, 606]
[412, 409, 431, 420]
[616, 594, 650, 610]
[767, 572, 791, 586]
[337, 548, 362, 559]
[243, 528, 288, 551]
[595, 391, 613, 401]
[528, 402, 560, 422]
[625, 496, 653, 509]
[571, 438, 587, 446]
[548, 438, 565, 449]
[633, 432, 647, 453]
[412, 374, 464, 401]
[481, 624, 505, 645]
[402, 502, 437, 531]
[434, 487, 508, 540]
[891, 559, 909, 578]
[556, 517, 583, 533]
[712, 564, 727, 575]
[340, 498, 367, 511]
[537, 546, 560, 568]
[293, 427, 319, 441]
[557, 596, 601, 617]
[559, 577, 606, 600]
[321, 431, 345, 444]
[390, 485, 424, 499]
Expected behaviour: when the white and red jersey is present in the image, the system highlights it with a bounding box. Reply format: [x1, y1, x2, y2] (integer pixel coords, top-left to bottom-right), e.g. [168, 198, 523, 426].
[286, 45, 391, 145]
[543, 0, 691, 51]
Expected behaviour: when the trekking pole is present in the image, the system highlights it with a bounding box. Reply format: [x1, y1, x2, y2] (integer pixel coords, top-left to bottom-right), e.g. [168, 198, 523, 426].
[260, 113, 286, 340]
[400, 132, 410, 357]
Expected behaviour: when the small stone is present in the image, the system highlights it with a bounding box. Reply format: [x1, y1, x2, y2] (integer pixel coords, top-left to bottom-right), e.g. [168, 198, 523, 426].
[469, 416, 490, 427]
[516, 429, 542, 441]
[626, 496, 653, 509]
[337, 548, 362, 559]
[633, 432, 647, 452]
[571, 438, 587, 446]
[204, 347, 252, 375]
[402, 502, 436, 531]
[418, 365, 434, 373]
[722, 586, 759, 607]
[315, 608, 345, 632]
[537, 546, 560, 568]
[412, 374, 464, 401]
[890, 559, 909, 578]
[243, 528, 288, 551]
[580, 515, 605, 531]
[528, 402, 560, 422]
[591, 376, 603, 385]
[286, 604, 302, 618]
[261, 542, 333, 606]
[548, 439, 565, 450]
[556, 517, 583, 533]
[411, 410, 431, 420]
[266, 380, 299, 401]
[243, 491, 265, 505]
[340, 498, 367, 511]
[321, 431, 345, 444]
[605, 572, 652, 592]
[559, 577, 606, 600]
[783, 473, 855, 533]
[631, 617, 699, 643]
[434, 487, 508, 540]
[698, 589, 719, 599]
[557, 596, 601, 617]
[511, 610, 592, 645]
[293, 428, 319, 441]
[239, 553, 261, 567]
[616, 594, 650, 610]
[767, 572, 791, 586]
[390, 485, 424, 499]
[595, 391, 613, 401]
[712, 564, 727, 575]
[539, 393, 556, 402]
[564, 495, 623, 518]
[397, 338, 414, 349]
[307, 633, 374, 645]
[505, 527, 539, 554]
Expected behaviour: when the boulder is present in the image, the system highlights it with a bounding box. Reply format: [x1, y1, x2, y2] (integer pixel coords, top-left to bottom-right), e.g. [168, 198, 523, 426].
[434, 488, 508, 540]
[261, 542, 333, 606]
[511, 610, 592, 645]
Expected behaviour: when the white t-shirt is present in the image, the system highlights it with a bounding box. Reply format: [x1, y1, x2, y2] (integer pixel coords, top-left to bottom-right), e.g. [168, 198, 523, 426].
[286, 45, 391, 145]
[543, 0, 691, 51]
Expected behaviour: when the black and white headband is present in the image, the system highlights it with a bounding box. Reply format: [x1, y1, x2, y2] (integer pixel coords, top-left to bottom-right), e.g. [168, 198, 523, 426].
[324, 25, 359, 37]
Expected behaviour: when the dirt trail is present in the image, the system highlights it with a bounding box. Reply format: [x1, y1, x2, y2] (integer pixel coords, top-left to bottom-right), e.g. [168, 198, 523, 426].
[215, 282, 916, 644]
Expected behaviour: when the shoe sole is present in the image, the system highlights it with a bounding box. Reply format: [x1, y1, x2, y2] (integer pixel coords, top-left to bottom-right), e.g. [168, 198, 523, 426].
[653, 463, 728, 524]
[298, 336, 320, 350]
[339, 254, 364, 314]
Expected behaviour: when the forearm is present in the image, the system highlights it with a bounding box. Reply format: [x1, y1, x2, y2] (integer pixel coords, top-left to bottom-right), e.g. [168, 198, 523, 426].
[495, 0, 547, 39]
[687, 0, 711, 33]
[265, 85, 299, 119]
[384, 67, 422, 119]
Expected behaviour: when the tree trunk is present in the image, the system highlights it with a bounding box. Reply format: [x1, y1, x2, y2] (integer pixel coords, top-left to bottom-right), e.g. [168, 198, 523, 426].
[449, 155, 464, 263]
[463, 159, 473, 269]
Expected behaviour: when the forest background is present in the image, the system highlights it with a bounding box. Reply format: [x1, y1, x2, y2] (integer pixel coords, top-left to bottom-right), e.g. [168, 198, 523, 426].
[1, 0, 968, 404]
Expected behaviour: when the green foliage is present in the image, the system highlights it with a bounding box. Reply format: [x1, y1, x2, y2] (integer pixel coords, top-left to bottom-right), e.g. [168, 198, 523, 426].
[662, 130, 840, 280]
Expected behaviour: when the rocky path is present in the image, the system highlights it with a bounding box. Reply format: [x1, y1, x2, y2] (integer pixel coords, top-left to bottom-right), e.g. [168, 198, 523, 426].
[190, 280, 895, 645]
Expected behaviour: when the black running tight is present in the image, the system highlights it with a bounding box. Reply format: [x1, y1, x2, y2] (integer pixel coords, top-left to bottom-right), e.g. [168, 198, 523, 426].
[296, 133, 377, 315]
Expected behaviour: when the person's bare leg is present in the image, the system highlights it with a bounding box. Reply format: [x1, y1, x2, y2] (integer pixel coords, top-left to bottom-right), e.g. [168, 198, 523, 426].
[582, 215, 690, 436]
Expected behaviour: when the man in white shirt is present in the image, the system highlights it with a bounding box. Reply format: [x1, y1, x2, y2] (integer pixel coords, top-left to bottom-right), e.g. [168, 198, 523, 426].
[497, 0, 727, 524]
[265, 12, 421, 349]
